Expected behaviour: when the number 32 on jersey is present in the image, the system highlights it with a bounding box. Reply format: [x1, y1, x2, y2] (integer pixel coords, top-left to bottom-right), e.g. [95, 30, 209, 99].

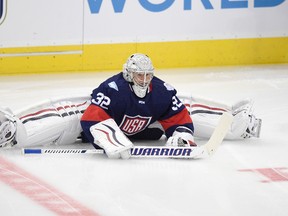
[92, 92, 111, 110]
[171, 96, 183, 111]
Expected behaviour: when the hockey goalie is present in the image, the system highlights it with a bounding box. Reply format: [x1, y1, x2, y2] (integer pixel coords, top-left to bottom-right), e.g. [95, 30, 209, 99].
[0, 53, 261, 159]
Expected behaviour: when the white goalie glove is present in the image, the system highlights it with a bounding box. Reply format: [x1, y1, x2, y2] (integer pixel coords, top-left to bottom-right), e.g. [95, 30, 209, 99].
[90, 118, 133, 159]
[166, 126, 196, 147]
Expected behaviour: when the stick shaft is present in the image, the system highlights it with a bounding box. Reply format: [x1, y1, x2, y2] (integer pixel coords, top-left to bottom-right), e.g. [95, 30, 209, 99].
[23, 146, 202, 158]
[23, 148, 104, 154]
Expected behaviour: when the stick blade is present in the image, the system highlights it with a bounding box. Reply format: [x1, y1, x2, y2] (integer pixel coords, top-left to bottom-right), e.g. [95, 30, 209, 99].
[204, 112, 233, 156]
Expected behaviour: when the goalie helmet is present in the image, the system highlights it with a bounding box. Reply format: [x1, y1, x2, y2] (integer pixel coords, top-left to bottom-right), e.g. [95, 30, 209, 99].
[123, 53, 154, 98]
[0, 108, 17, 148]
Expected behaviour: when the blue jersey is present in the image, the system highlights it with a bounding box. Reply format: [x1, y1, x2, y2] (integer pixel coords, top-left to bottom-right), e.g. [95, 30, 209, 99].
[81, 72, 193, 144]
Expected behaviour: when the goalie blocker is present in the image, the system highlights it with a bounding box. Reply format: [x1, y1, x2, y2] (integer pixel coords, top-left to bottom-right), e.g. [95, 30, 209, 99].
[90, 118, 133, 159]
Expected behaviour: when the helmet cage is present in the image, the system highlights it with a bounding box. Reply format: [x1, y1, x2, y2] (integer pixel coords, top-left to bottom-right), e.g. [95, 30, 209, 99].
[123, 53, 154, 98]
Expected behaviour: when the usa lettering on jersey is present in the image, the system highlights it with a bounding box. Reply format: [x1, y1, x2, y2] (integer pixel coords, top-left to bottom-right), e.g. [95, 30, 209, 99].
[120, 115, 152, 135]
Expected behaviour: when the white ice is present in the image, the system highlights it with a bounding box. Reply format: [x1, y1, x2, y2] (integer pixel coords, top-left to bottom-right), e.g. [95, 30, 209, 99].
[0, 65, 288, 216]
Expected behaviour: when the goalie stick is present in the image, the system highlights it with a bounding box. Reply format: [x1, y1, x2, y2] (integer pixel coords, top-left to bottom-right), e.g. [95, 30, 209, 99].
[22, 112, 233, 159]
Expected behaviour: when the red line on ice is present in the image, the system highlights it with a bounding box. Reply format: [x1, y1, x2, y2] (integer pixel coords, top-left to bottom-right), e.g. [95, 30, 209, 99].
[239, 167, 288, 183]
[0, 156, 101, 216]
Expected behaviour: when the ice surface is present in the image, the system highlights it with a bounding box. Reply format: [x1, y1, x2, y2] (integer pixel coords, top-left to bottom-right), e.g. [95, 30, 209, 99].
[1, 65, 288, 216]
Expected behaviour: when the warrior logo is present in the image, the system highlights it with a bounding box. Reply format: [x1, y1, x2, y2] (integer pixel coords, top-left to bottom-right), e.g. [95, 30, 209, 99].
[120, 115, 152, 135]
[0, 0, 7, 25]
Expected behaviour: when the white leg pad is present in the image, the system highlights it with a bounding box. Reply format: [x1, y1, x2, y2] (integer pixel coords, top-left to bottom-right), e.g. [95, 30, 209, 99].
[16, 98, 89, 147]
[179, 95, 261, 140]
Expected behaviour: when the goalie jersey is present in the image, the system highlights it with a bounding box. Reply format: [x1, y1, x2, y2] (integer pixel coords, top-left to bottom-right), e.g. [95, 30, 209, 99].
[81, 72, 193, 146]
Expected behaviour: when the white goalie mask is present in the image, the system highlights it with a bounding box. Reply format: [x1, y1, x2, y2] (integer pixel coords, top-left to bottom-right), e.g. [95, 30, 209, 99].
[123, 53, 154, 98]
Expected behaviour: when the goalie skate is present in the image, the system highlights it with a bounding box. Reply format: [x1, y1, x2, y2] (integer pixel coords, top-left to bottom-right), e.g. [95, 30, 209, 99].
[242, 115, 262, 139]
[232, 99, 262, 139]
[0, 108, 17, 148]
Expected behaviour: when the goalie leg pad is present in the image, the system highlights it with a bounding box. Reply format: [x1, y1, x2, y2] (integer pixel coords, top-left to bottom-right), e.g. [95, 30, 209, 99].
[16, 100, 85, 147]
[90, 119, 133, 159]
[179, 95, 262, 140]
